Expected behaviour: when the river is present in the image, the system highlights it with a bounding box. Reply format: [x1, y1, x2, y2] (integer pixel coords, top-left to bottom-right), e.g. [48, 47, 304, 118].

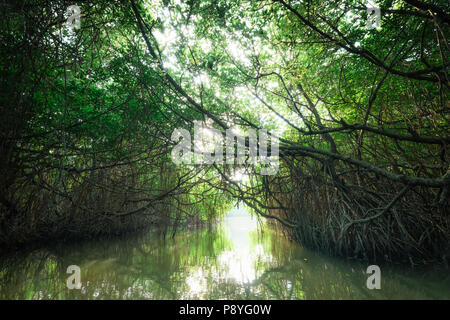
[1, 206, 449, 299]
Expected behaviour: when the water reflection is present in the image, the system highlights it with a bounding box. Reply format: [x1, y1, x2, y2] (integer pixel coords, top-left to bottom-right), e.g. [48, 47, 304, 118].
[219, 207, 260, 283]
[0, 206, 449, 299]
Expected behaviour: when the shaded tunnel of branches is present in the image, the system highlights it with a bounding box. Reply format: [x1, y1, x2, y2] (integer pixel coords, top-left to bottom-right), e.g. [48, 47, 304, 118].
[1, 0, 449, 262]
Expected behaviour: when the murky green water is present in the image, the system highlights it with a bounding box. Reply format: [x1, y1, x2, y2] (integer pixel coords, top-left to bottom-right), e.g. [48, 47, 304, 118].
[1, 206, 449, 299]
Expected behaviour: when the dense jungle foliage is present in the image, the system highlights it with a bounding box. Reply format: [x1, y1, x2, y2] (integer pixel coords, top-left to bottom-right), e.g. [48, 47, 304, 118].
[1, 0, 449, 263]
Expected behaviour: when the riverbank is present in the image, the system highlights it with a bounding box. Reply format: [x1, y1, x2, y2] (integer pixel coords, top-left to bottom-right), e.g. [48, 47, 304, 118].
[0, 212, 209, 257]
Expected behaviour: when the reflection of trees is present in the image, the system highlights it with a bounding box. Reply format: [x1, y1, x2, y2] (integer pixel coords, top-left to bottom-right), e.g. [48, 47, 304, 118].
[1, 225, 449, 299]
[242, 229, 450, 300]
[251, 265, 294, 299]
[0, 226, 233, 299]
[248, 256, 450, 299]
